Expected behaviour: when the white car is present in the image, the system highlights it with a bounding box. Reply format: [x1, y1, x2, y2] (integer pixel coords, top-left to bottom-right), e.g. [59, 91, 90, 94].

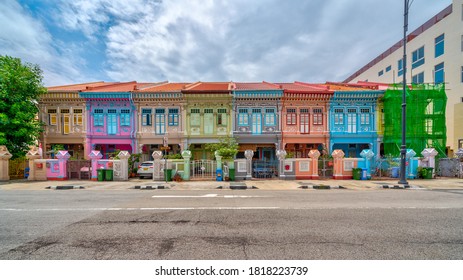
[137, 161, 153, 179]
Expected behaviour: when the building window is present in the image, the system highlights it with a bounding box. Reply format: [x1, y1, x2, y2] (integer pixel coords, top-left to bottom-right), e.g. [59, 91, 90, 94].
[142, 109, 152, 126]
[155, 108, 165, 135]
[217, 108, 227, 126]
[412, 71, 425, 84]
[286, 108, 297, 125]
[61, 109, 70, 134]
[435, 34, 444, 58]
[238, 108, 248, 126]
[334, 108, 344, 125]
[378, 70, 384, 77]
[107, 109, 117, 135]
[251, 108, 262, 134]
[412, 46, 425, 69]
[48, 109, 57, 125]
[385, 65, 392, 72]
[299, 108, 309, 134]
[313, 108, 323, 125]
[73, 109, 83, 126]
[398, 58, 404, 76]
[434, 62, 444, 84]
[168, 108, 179, 126]
[120, 109, 130, 126]
[94, 109, 104, 126]
[264, 108, 275, 126]
[204, 108, 214, 134]
[190, 108, 200, 127]
[347, 108, 357, 133]
[360, 108, 370, 125]
[461, 66, 463, 83]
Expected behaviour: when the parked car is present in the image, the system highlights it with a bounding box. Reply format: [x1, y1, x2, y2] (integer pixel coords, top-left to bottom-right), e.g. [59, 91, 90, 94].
[137, 161, 153, 178]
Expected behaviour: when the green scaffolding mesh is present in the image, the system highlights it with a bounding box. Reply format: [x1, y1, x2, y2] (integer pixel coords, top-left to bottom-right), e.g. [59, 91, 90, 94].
[383, 84, 447, 157]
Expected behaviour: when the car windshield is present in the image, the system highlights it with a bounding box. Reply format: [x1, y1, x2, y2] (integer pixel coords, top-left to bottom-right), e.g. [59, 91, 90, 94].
[140, 162, 153, 166]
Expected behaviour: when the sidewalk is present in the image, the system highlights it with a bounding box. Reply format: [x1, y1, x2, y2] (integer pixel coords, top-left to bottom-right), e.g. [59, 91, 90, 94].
[1, 177, 463, 191]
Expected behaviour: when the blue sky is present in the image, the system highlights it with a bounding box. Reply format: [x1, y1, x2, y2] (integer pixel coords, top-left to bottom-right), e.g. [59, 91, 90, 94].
[0, 0, 452, 86]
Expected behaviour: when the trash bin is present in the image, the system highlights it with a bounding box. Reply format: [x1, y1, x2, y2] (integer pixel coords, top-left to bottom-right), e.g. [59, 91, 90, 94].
[164, 169, 172, 181]
[229, 168, 235, 181]
[422, 167, 434, 179]
[352, 168, 362, 180]
[216, 169, 223, 181]
[361, 168, 368, 180]
[105, 169, 113, 181]
[97, 169, 105, 181]
[24, 167, 30, 178]
[391, 167, 400, 178]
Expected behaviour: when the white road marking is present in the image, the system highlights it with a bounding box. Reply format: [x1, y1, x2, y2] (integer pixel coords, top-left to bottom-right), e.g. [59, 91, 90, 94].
[0, 207, 281, 211]
[151, 194, 268, 198]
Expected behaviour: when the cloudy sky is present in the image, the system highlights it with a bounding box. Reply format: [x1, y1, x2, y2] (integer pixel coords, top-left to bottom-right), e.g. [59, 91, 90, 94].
[0, 0, 451, 86]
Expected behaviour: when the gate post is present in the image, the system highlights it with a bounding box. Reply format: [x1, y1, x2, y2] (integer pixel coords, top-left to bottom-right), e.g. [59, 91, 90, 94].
[406, 149, 417, 179]
[26, 146, 42, 181]
[456, 149, 463, 179]
[181, 150, 191, 180]
[0, 146, 13, 181]
[360, 149, 375, 179]
[117, 151, 130, 181]
[244, 150, 254, 180]
[276, 149, 287, 179]
[56, 151, 71, 180]
[331, 149, 345, 179]
[421, 148, 438, 178]
[214, 151, 223, 181]
[152, 150, 164, 181]
[308, 149, 320, 179]
[89, 150, 103, 180]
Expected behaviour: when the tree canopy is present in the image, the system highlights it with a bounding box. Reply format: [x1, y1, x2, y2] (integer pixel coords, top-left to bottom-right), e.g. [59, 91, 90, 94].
[0, 55, 46, 158]
[204, 136, 239, 159]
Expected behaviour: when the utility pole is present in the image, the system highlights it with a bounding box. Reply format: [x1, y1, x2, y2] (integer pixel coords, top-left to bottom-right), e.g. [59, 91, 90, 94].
[399, 0, 410, 186]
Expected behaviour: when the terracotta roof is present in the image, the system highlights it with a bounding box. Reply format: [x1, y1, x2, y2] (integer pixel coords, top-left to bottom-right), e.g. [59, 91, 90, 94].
[324, 82, 375, 91]
[275, 82, 332, 93]
[83, 81, 159, 92]
[47, 81, 115, 92]
[183, 82, 232, 92]
[233, 82, 281, 91]
[137, 82, 191, 92]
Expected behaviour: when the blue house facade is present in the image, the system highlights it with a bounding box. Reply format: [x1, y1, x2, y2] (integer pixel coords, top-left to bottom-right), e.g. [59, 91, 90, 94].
[329, 90, 384, 157]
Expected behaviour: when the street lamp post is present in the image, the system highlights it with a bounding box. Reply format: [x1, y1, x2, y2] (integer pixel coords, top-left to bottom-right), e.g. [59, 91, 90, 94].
[399, 0, 410, 186]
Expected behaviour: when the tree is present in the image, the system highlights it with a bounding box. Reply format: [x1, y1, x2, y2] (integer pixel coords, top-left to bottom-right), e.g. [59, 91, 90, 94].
[0, 56, 46, 158]
[205, 136, 239, 159]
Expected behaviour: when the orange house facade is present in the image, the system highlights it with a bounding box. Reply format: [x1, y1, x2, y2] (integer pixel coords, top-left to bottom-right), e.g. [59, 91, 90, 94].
[278, 82, 333, 158]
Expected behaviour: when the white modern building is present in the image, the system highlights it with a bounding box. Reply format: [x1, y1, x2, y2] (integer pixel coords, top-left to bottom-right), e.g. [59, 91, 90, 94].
[345, 0, 463, 155]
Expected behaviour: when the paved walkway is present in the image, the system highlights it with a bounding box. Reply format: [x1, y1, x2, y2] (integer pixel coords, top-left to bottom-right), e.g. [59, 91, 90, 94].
[1, 177, 463, 191]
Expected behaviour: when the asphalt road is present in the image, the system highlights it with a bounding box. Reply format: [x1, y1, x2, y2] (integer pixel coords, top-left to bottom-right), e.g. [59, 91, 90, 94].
[1, 188, 462, 259]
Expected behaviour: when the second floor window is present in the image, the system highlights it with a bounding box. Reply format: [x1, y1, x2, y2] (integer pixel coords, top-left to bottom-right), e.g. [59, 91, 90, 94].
[168, 108, 179, 126]
[334, 108, 344, 125]
[435, 62, 445, 84]
[190, 108, 200, 127]
[217, 109, 227, 126]
[61, 109, 70, 134]
[398, 58, 404, 77]
[238, 108, 248, 126]
[286, 108, 296, 125]
[107, 109, 117, 135]
[360, 108, 370, 125]
[265, 108, 275, 126]
[412, 72, 424, 84]
[155, 108, 165, 135]
[73, 109, 83, 126]
[142, 109, 152, 126]
[435, 33, 444, 58]
[48, 109, 57, 125]
[313, 108, 323, 125]
[94, 109, 104, 126]
[120, 109, 130, 126]
[412, 46, 425, 69]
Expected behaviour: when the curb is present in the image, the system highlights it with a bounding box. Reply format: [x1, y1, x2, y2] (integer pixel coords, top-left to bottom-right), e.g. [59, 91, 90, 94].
[46, 185, 85, 190]
[216, 183, 258, 190]
[298, 185, 346, 190]
[133, 185, 169, 190]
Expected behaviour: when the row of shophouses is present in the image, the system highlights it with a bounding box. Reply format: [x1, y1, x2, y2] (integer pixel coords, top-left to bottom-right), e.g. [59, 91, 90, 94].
[38, 80, 445, 162]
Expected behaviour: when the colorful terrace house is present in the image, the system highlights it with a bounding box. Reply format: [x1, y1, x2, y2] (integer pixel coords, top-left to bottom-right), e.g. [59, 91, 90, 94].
[182, 82, 233, 160]
[133, 82, 190, 161]
[327, 82, 384, 157]
[231, 82, 283, 160]
[42, 82, 114, 158]
[79, 81, 155, 158]
[278, 82, 333, 158]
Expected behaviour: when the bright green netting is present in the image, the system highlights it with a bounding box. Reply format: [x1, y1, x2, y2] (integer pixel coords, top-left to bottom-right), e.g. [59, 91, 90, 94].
[383, 84, 447, 157]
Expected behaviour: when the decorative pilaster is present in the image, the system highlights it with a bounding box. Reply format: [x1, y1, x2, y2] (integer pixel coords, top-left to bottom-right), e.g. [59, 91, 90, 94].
[421, 148, 438, 178]
[360, 149, 375, 179]
[152, 150, 164, 181]
[244, 150, 254, 180]
[26, 146, 42, 181]
[117, 151, 130, 181]
[181, 150, 191, 180]
[308, 149, 321, 179]
[55, 150, 71, 180]
[89, 150, 103, 180]
[0, 146, 13, 181]
[276, 149, 287, 179]
[331, 149, 345, 179]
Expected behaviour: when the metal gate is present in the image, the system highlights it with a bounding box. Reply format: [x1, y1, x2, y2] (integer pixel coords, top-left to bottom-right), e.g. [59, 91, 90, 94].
[66, 160, 92, 179]
[8, 158, 28, 180]
[437, 158, 460, 177]
[190, 160, 217, 180]
[252, 160, 278, 179]
[318, 157, 333, 178]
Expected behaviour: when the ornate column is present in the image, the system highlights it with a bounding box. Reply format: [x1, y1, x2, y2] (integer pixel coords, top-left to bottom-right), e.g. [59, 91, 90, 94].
[244, 150, 254, 180]
[276, 149, 287, 179]
[214, 151, 222, 181]
[117, 151, 130, 181]
[308, 149, 320, 179]
[88, 150, 103, 180]
[456, 148, 463, 179]
[421, 148, 438, 177]
[360, 149, 375, 179]
[406, 149, 417, 179]
[0, 146, 13, 181]
[181, 150, 191, 180]
[152, 150, 164, 181]
[26, 146, 42, 181]
[331, 149, 345, 179]
[55, 150, 71, 180]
